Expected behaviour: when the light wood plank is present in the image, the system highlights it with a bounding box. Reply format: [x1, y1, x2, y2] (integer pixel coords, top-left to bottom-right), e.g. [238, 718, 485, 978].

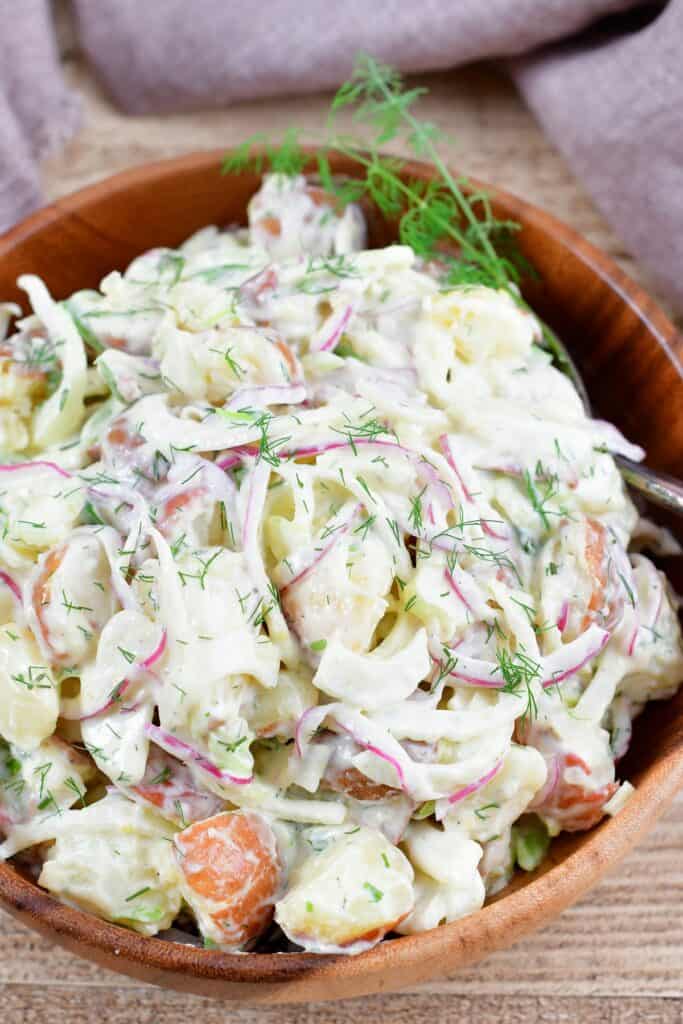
[1, 987, 682, 1024]
[1, 792, 680, 1001]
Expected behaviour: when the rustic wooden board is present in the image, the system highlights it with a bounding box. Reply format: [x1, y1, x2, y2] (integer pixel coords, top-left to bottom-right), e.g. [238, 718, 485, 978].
[1, 11, 679, 1020]
[1, 796, 682, 1019]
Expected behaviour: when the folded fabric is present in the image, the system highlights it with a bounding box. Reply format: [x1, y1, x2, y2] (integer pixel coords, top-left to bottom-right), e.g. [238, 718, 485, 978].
[0, 0, 81, 229]
[1, 0, 681, 314]
[73, 0, 640, 112]
[514, 1, 683, 317]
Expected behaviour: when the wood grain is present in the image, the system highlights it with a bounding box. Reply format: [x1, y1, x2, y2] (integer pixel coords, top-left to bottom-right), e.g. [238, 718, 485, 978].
[1, 14, 680, 1019]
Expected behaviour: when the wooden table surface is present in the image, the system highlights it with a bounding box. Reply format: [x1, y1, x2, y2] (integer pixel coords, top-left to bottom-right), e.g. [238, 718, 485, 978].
[3, 15, 681, 1023]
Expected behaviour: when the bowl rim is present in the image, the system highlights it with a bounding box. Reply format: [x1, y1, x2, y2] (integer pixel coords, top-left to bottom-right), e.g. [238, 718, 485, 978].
[0, 150, 682, 994]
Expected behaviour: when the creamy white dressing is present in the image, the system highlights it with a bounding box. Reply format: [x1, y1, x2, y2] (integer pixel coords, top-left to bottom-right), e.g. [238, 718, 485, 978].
[0, 173, 680, 955]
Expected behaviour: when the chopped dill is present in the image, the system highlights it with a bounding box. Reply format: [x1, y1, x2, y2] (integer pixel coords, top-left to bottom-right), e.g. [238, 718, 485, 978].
[496, 647, 541, 722]
[408, 485, 427, 534]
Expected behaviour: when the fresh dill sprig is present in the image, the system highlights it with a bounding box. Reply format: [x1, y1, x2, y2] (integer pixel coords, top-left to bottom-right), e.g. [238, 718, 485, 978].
[221, 52, 586, 377]
[330, 411, 393, 453]
[223, 54, 526, 292]
[523, 464, 570, 532]
[408, 485, 427, 534]
[223, 126, 308, 177]
[462, 543, 523, 587]
[496, 647, 541, 722]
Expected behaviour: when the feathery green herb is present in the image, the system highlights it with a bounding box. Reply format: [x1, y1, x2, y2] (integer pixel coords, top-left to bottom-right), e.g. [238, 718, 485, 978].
[221, 53, 586, 378]
[223, 54, 529, 292]
[496, 647, 541, 722]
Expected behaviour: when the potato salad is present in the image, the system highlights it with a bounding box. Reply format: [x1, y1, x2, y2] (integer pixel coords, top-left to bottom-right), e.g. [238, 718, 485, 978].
[0, 173, 681, 955]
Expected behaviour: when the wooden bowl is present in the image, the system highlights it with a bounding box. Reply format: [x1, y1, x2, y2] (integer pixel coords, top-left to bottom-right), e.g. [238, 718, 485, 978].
[0, 151, 681, 1003]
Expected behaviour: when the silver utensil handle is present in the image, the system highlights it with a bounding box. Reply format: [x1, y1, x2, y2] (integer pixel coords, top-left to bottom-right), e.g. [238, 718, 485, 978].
[615, 455, 683, 517]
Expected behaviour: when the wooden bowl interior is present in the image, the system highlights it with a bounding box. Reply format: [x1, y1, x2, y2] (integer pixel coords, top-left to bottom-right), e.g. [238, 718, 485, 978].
[0, 151, 681, 1002]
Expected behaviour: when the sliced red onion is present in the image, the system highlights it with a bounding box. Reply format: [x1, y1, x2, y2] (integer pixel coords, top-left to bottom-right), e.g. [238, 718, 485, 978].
[62, 627, 166, 722]
[335, 722, 408, 792]
[444, 566, 491, 621]
[627, 625, 639, 658]
[71, 678, 134, 723]
[126, 747, 224, 825]
[439, 435, 509, 541]
[280, 503, 360, 593]
[432, 648, 507, 689]
[414, 456, 454, 520]
[0, 459, 71, 479]
[625, 555, 662, 656]
[439, 434, 475, 503]
[529, 754, 560, 809]
[240, 458, 295, 658]
[473, 457, 523, 478]
[427, 637, 463, 698]
[480, 519, 508, 543]
[541, 625, 610, 689]
[298, 702, 504, 802]
[285, 440, 349, 460]
[196, 456, 239, 507]
[435, 757, 504, 820]
[120, 701, 141, 715]
[287, 437, 452, 533]
[145, 723, 252, 786]
[431, 623, 610, 691]
[89, 485, 150, 540]
[227, 384, 306, 410]
[88, 483, 148, 519]
[216, 453, 243, 471]
[556, 600, 570, 634]
[95, 526, 140, 612]
[87, 486, 151, 570]
[141, 627, 167, 669]
[239, 264, 276, 302]
[294, 704, 330, 759]
[0, 570, 22, 604]
[311, 304, 354, 354]
[294, 703, 408, 792]
[235, 443, 260, 458]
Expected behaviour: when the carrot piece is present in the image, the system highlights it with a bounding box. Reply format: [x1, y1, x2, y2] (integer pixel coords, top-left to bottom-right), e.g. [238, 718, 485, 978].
[175, 811, 281, 947]
[259, 216, 281, 237]
[32, 546, 65, 657]
[544, 752, 617, 831]
[583, 518, 608, 627]
[272, 336, 300, 382]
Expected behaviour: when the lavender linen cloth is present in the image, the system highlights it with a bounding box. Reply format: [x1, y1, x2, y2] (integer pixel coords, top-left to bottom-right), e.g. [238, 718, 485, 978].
[0, 0, 80, 229]
[2, 1, 682, 313]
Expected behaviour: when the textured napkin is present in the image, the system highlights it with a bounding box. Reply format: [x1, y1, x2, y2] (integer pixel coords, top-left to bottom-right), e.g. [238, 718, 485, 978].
[0, 0, 81, 228]
[2, 0, 681, 313]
